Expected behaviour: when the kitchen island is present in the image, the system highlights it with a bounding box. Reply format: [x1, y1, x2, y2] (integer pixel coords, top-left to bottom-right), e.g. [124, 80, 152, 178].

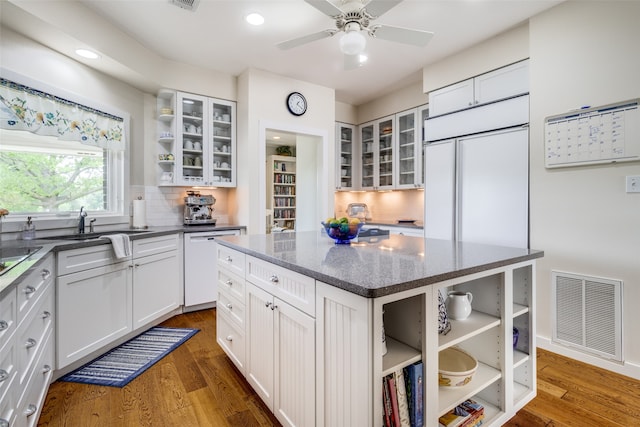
[215, 231, 543, 427]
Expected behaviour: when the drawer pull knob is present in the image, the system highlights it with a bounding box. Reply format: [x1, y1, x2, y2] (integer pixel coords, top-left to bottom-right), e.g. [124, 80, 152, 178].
[271, 304, 278, 311]
[42, 364, 52, 374]
[270, 275, 279, 283]
[226, 256, 232, 262]
[24, 285, 36, 295]
[42, 268, 51, 279]
[0, 369, 8, 382]
[265, 301, 271, 308]
[25, 338, 37, 349]
[225, 280, 233, 286]
[225, 335, 233, 342]
[42, 311, 51, 319]
[0, 320, 8, 331]
[0, 419, 8, 427]
[24, 404, 37, 417]
[226, 303, 233, 310]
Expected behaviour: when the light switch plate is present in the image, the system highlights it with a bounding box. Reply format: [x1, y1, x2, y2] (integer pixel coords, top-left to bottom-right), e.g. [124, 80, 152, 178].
[626, 175, 640, 193]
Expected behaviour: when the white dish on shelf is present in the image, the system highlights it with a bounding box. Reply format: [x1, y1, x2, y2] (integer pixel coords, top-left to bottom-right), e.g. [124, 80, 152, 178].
[439, 346, 478, 387]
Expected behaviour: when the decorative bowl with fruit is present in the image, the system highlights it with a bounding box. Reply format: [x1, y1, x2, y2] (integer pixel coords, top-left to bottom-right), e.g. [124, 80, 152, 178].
[321, 217, 363, 244]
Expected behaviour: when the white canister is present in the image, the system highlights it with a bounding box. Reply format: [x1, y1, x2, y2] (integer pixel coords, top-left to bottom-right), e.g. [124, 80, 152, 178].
[446, 291, 473, 320]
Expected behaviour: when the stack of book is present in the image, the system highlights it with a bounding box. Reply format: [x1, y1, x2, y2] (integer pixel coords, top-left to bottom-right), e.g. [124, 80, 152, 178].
[438, 399, 485, 427]
[383, 361, 423, 427]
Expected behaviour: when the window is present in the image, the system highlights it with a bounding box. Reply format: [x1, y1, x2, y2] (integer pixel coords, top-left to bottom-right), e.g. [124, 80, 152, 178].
[0, 74, 128, 224]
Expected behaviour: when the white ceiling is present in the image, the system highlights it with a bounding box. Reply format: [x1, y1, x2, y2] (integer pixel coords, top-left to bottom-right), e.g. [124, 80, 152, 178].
[2, 0, 562, 106]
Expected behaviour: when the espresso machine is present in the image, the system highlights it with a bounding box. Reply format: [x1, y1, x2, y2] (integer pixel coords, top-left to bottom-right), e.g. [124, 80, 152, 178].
[183, 191, 216, 225]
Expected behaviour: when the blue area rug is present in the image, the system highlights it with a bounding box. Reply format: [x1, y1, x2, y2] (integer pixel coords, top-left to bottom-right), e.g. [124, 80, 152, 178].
[59, 326, 199, 387]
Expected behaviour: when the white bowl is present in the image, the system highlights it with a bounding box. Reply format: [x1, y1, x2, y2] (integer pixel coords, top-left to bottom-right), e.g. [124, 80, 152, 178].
[438, 347, 478, 387]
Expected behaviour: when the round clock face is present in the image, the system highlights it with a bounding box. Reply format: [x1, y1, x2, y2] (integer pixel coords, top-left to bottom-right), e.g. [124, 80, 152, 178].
[287, 92, 307, 116]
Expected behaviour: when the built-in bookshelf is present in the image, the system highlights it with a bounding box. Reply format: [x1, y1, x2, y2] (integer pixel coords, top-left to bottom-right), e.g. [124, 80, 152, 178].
[267, 155, 296, 231]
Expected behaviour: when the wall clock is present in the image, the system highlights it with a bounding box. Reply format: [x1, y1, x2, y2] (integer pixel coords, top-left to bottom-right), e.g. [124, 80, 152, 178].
[286, 92, 307, 116]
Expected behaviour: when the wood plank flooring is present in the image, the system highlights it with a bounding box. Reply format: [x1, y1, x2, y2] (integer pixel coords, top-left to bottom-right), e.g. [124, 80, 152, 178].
[38, 309, 640, 426]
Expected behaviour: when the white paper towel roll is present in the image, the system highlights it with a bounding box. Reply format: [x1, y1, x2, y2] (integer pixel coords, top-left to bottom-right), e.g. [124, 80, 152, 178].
[132, 199, 147, 229]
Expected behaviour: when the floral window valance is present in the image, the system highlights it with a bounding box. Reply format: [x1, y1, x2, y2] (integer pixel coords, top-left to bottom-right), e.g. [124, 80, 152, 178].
[0, 78, 125, 151]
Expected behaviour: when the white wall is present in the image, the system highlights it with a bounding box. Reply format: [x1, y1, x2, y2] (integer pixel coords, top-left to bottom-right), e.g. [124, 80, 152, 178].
[236, 68, 336, 234]
[529, 1, 640, 377]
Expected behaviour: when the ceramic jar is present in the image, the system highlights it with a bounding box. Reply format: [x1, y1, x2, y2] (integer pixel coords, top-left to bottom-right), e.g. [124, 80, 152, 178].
[446, 291, 473, 320]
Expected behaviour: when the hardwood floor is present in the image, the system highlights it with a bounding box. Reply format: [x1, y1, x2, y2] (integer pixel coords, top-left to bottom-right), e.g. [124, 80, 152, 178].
[38, 309, 640, 426]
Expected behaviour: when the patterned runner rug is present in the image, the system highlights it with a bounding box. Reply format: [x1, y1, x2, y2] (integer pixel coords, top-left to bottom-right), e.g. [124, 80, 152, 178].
[59, 326, 199, 387]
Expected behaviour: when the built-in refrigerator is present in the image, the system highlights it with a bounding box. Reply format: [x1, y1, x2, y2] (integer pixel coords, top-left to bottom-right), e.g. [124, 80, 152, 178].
[423, 95, 529, 248]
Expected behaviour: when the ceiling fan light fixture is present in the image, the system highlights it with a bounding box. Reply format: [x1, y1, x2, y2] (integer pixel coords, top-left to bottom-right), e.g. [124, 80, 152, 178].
[340, 30, 366, 55]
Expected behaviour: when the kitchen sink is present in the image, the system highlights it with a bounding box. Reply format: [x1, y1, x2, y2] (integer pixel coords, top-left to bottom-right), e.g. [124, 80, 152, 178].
[42, 230, 153, 241]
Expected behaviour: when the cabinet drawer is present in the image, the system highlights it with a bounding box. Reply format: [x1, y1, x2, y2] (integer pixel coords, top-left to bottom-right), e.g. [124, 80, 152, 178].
[133, 233, 179, 258]
[16, 328, 54, 427]
[0, 372, 17, 427]
[0, 287, 16, 351]
[17, 285, 53, 387]
[17, 255, 54, 326]
[57, 244, 120, 276]
[0, 338, 16, 403]
[217, 290, 244, 329]
[217, 309, 245, 374]
[218, 268, 245, 302]
[217, 246, 245, 277]
[246, 256, 315, 317]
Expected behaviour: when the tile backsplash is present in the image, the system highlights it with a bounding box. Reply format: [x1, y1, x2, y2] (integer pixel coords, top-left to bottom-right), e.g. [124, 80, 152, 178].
[334, 189, 424, 223]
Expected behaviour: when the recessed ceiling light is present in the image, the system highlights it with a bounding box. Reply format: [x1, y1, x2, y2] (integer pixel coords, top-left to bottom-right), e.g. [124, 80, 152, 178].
[75, 49, 100, 59]
[246, 12, 264, 26]
[272, 136, 281, 140]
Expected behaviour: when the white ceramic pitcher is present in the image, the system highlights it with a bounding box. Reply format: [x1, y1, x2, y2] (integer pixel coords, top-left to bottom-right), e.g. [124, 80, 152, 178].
[446, 291, 473, 320]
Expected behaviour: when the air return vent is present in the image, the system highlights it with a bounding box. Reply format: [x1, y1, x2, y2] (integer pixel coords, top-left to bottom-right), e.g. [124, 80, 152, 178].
[552, 271, 622, 362]
[169, 0, 200, 12]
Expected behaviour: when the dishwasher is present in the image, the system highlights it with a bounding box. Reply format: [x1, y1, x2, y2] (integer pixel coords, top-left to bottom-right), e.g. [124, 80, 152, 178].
[184, 229, 241, 310]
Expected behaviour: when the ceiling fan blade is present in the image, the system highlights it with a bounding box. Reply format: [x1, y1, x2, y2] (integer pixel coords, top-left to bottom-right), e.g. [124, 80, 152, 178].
[277, 29, 338, 50]
[304, 0, 344, 17]
[370, 24, 434, 46]
[344, 54, 364, 71]
[363, 0, 403, 18]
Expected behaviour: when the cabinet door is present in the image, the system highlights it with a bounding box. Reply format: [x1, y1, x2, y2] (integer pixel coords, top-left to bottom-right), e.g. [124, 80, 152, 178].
[395, 108, 421, 189]
[377, 116, 395, 189]
[245, 282, 275, 408]
[209, 98, 236, 186]
[177, 92, 207, 186]
[474, 60, 529, 106]
[132, 251, 181, 329]
[57, 261, 132, 369]
[424, 140, 456, 240]
[336, 123, 356, 190]
[273, 297, 315, 427]
[359, 122, 376, 190]
[428, 78, 474, 117]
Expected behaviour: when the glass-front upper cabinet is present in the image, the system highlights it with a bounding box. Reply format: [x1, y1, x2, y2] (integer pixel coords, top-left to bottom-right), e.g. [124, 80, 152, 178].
[157, 89, 176, 186]
[377, 116, 394, 189]
[360, 121, 375, 190]
[177, 92, 206, 186]
[336, 123, 356, 190]
[209, 98, 236, 187]
[395, 108, 422, 189]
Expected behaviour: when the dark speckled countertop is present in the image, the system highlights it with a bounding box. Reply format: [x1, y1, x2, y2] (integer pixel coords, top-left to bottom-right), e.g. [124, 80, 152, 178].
[216, 231, 543, 298]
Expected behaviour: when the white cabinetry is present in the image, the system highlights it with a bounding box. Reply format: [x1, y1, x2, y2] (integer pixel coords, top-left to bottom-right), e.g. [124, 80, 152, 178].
[244, 257, 315, 427]
[336, 123, 357, 190]
[429, 60, 529, 117]
[1, 254, 55, 427]
[159, 91, 236, 186]
[395, 108, 422, 189]
[216, 246, 246, 374]
[267, 155, 297, 231]
[57, 245, 132, 369]
[360, 115, 395, 190]
[132, 234, 181, 329]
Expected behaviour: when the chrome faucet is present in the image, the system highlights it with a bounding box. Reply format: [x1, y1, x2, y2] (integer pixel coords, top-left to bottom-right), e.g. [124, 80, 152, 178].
[89, 218, 96, 233]
[78, 206, 88, 233]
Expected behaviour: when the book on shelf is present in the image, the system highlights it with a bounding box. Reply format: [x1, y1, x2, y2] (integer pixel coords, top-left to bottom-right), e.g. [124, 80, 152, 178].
[393, 370, 411, 427]
[388, 375, 402, 427]
[439, 400, 484, 427]
[403, 361, 424, 427]
[383, 377, 393, 427]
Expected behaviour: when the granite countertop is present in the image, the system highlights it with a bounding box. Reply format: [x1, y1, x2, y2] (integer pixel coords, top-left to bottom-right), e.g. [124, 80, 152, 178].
[216, 231, 543, 298]
[0, 224, 246, 297]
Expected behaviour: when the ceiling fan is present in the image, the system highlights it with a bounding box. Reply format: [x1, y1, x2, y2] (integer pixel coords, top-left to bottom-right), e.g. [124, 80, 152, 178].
[277, 0, 434, 69]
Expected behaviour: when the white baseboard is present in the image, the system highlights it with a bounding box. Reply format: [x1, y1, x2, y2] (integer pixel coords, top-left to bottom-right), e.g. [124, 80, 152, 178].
[537, 336, 640, 380]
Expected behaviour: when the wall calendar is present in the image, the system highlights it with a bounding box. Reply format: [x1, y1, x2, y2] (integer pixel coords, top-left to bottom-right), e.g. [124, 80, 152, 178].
[544, 99, 640, 168]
